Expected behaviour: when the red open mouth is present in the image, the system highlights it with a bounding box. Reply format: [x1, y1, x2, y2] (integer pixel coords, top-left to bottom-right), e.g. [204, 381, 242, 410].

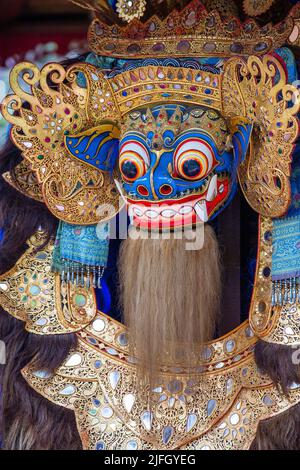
[126, 174, 230, 229]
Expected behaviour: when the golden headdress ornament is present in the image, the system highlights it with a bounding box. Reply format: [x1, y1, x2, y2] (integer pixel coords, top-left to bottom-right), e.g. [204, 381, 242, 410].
[69, 0, 300, 56]
[1, 0, 300, 223]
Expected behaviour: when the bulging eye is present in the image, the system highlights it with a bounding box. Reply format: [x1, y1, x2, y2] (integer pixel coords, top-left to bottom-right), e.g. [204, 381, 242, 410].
[119, 141, 149, 182]
[174, 139, 216, 181]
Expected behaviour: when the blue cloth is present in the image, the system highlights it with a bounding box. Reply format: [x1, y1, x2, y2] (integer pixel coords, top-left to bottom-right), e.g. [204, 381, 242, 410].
[52, 221, 110, 270]
[271, 48, 300, 281]
[272, 216, 300, 281]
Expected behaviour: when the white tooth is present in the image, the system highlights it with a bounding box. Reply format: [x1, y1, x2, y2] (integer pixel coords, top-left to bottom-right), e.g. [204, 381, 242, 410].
[219, 184, 224, 194]
[206, 174, 217, 202]
[145, 210, 158, 219]
[128, 206, 134, 217]
[161, 209, 176, 218]
[133, 207, 143, 216]
[194, 200, 208, 222]
[179, 205, 193, 215]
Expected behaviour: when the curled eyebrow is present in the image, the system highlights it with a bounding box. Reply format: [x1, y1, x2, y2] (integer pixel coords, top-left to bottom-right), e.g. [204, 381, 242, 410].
[120, 132, 151, 152]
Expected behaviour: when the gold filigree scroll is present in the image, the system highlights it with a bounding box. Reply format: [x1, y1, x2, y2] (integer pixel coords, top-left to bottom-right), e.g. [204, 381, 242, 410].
[264, 303, 300, 346]
[22, 314, 300, 450]
[2, 160, 43, 202]
[222, 55, 300, 218]
[1, 62, 123, 225]
[0, 232, 97, 334]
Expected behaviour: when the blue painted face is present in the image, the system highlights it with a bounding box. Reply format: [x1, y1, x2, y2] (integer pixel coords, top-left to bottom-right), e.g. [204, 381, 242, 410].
[119, 105, 252, 229]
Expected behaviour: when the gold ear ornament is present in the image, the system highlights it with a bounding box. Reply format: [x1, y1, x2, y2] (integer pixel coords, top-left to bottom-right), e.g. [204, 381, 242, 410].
[2, 160, 44, 203]
[222, 55, 299, 218]
[1, 62, 123, 225]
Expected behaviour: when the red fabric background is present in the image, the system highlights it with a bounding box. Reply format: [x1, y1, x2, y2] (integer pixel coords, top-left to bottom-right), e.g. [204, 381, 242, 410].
[0, 31, 86, 64]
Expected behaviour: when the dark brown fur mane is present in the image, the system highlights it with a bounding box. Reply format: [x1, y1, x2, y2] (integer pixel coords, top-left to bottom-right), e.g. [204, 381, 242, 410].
[0, 140, 82, 449]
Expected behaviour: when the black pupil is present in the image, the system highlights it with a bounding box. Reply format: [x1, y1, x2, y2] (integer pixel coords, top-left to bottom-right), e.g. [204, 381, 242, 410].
[121, 160, 138, 179]
[182, 159, 201, 177]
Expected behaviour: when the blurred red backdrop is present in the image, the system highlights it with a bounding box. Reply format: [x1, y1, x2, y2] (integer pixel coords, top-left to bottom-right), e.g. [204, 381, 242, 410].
[0, 0, 88, 65]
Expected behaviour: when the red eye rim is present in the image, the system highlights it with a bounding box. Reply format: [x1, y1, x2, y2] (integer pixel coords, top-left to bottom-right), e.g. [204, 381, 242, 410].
[174, 138, 216, 181]
[177, 154, 206, 181]
[119, 141, 149, 183]
[120, 157, 145, 182]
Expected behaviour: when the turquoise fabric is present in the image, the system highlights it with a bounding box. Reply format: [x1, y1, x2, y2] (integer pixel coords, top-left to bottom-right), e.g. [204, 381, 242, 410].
[271, 47, 299, 283]
[52, 221, 110, 271]
[272, 216, 300, 281]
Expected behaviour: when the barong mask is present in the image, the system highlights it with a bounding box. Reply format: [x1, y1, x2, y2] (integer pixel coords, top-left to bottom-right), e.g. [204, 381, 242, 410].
[119, 105, 251, 229]
[2, 53, 297, 227]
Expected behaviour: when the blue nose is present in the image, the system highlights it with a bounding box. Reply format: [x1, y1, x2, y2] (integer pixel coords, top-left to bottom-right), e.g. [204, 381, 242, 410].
[154, 173, 177, 198]
[129, 174, 177, 199]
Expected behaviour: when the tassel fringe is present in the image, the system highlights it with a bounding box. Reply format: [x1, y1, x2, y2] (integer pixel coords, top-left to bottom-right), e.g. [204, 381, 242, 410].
[61, 259, 105, 289]
[272, 277, 300, 306]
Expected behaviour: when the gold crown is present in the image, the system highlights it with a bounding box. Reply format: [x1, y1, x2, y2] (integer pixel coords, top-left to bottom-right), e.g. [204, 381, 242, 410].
[110, 65, 222, 115]
[86, 0, 300, 58]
